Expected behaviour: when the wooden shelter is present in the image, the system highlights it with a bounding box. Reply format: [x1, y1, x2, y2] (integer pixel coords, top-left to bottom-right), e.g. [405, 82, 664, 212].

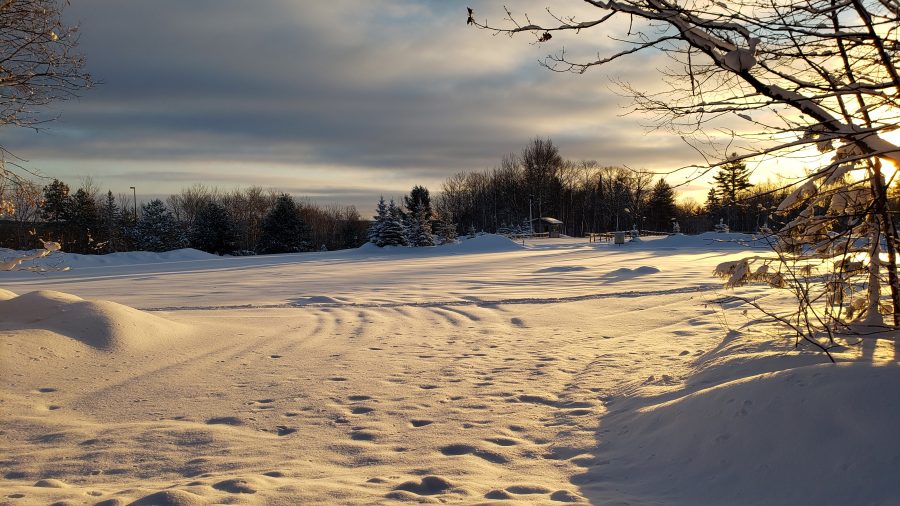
[530, 217, 563, 238]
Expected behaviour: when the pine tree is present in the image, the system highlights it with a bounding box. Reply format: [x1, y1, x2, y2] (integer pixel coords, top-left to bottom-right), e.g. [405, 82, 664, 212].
[705, 187, 722, 217]
[379, 200, 408, 247]
[367, 196, 388, 246]
[40, 179, 70, 224]
[647, 179, 677, 231]
[190, 200, 238, 255]
[712, 158, 753, 206]
[258, 194, 311, 254]
[133, 199, 186, 252]
[711, 157, 753, 229]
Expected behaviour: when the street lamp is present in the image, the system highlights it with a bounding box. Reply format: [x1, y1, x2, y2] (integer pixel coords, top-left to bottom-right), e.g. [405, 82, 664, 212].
[528, 196, 533, 234]
[129, 186, 137, 221]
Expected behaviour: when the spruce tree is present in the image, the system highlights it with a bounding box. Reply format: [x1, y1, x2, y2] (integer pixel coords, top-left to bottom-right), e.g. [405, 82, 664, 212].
[379, 200, 408, 246]
[367, 196, 388, 246]
[432, 216, 458, 245]
[190, 200, 238, 255]
[101, 190, 120, 253]
[407, 207, 434, 247]
[133, 199, 186, 252]
[258, 194, 311, 254]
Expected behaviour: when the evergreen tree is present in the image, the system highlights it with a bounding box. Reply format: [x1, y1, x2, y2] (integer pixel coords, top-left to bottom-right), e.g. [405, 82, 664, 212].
[100, 191, 120, 253]
[711, 157, 753, 229]
[68, 188, 101, 253]
[432, 216, 458, 245]
[367, 196, 388, 245]
[190, 200, 238, 255]
[403, 185, 433, 222]
[705, 187, 722, 216]
[133, 199, 186, 252]
[258, 194, 311, 254]
[647, 179, 677, 231]
[406, 207, 434, 247]
[379, 199, 408, 246]
[40, 179, 70, 224]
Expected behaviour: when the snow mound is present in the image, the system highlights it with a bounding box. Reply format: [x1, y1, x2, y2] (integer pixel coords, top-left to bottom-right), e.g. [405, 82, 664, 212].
[595, 363, 900, 505]
[356, 242, 381, 252]
[0, 288, 17, 301]
[450, 234, 524, 253]
[54, 248, 219, 268]
[602, 266, 661, 280]
[0, 290, 187, 351]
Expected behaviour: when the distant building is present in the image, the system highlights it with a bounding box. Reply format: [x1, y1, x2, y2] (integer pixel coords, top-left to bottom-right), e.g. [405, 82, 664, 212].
[530, 217, 563, 238]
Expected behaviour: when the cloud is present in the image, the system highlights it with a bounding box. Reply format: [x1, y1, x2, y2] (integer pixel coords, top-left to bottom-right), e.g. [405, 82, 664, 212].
[6, 1, 722, 207]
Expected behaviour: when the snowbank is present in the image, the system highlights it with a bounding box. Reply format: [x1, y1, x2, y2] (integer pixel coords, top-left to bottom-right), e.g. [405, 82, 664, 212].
[51, 248, 219, 268]
[0, 247, 220, 273]
[649, 232, 773, 250]
[0, 290, 187, 351]
[356, 234, 524, 255]
[591, 363, 900, 505]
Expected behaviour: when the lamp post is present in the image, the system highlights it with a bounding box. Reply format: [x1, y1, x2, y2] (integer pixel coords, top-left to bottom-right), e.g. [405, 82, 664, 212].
[528, 196, 533, 234]
[129, 186, 137, 221]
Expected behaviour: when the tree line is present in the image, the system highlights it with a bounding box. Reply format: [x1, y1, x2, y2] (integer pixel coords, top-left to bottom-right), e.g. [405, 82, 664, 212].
[434, 138, 680, 237]
[0, 180, 367, 255]
[428, 138, 833, 237]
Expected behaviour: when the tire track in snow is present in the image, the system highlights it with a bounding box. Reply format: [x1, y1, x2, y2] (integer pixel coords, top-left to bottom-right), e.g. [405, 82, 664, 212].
[140, 284, 721, 312]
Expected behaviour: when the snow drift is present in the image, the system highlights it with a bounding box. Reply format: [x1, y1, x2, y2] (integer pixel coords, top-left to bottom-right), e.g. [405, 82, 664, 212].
[0, 290, 187, 351]
[0, 247, 219, 272]
[589, 363, 900, 505]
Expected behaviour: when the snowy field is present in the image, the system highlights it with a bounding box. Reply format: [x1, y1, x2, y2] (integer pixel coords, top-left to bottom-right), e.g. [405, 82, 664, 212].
[1, 234, 898, 505]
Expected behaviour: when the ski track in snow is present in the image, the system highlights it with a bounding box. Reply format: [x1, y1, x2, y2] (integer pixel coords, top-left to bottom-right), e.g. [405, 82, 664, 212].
[139, 284, 722, 312]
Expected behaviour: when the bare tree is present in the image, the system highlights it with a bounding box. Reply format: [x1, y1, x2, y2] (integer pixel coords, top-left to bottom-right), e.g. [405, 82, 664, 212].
[167, 184, 218, 231]
[469, 2, 900, 347]
[0, 0, 91, 132]
[0, 0, 91, 253]
[7, 179, 41, 248]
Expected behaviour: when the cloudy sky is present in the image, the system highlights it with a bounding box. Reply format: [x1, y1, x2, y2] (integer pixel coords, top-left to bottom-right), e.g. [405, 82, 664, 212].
[8, 1, 732, 210]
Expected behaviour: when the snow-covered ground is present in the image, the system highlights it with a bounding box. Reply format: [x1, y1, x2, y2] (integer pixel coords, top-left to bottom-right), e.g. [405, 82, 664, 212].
[0, 234, 897, 505]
